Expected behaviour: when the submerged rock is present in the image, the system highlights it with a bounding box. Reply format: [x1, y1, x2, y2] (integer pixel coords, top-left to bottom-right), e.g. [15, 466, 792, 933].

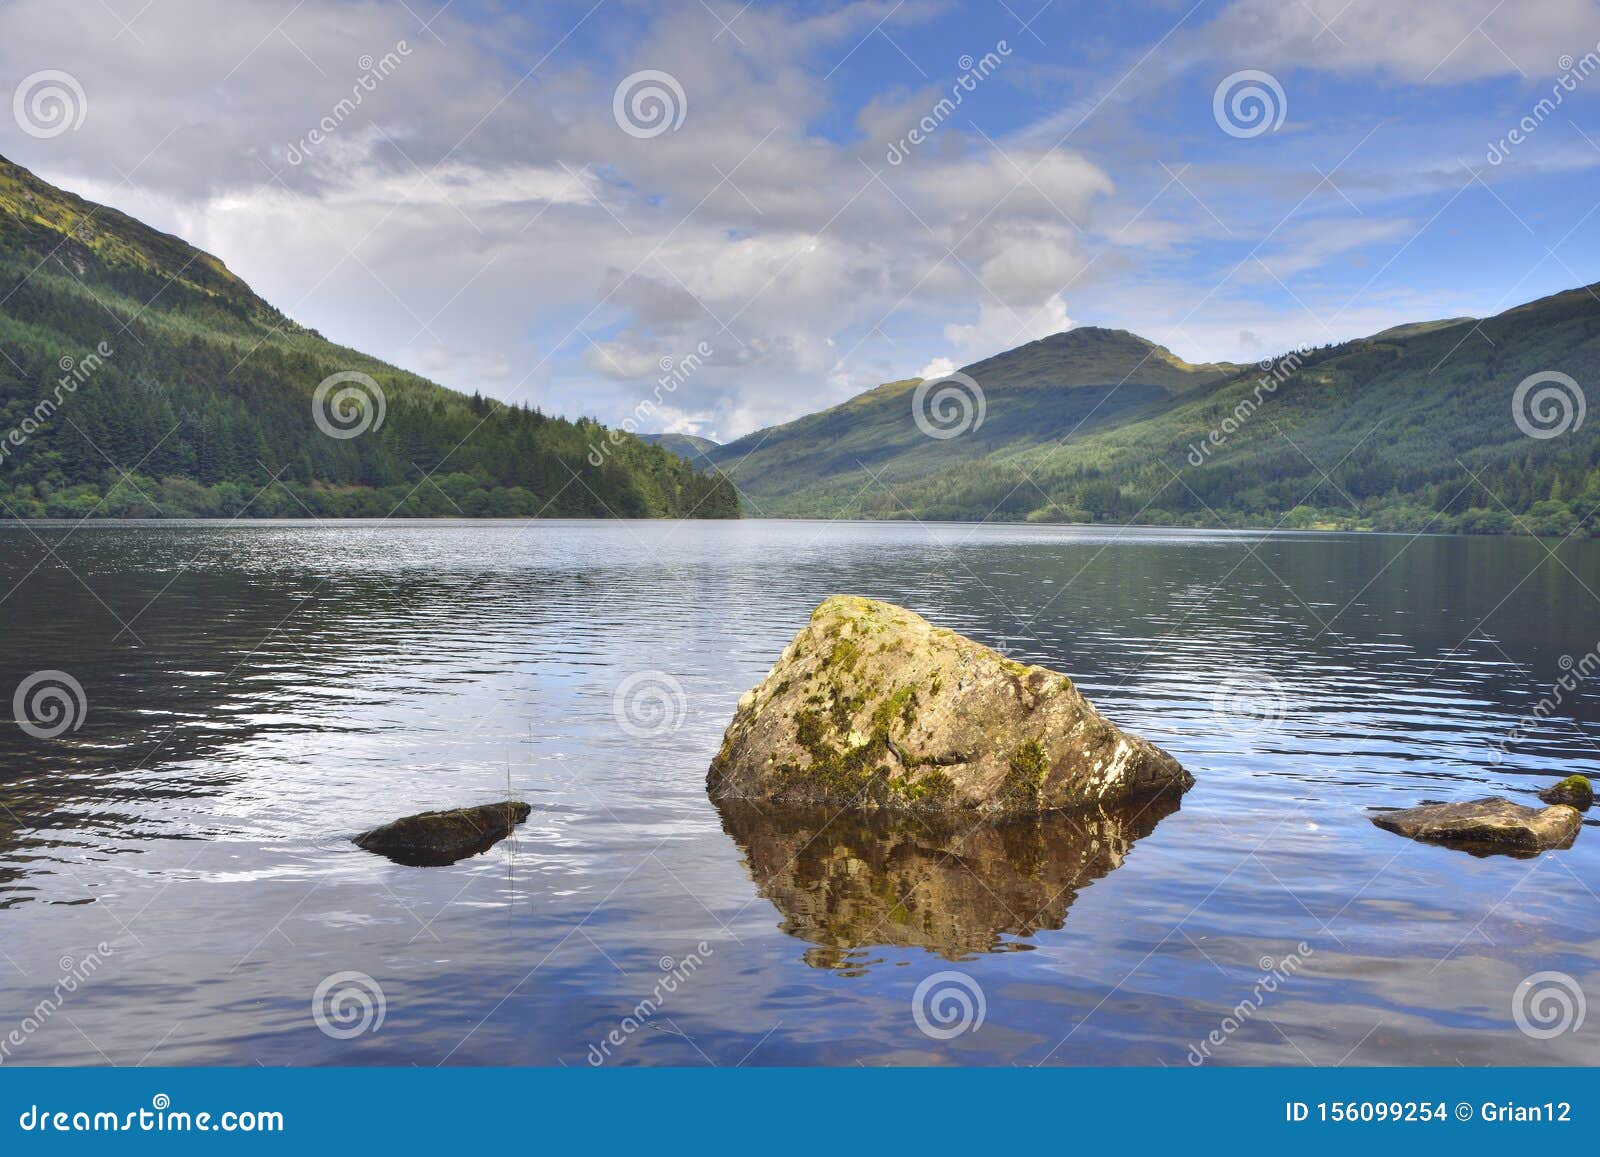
[708, 595, 1191, 814]
[1538, 775, 1593, 809]
[354, 800, 531, 866]
[1370, 796, 1581, 856]
[716, 794, 1180, 970]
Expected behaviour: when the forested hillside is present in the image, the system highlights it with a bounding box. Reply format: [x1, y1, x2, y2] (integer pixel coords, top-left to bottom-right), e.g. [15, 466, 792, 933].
[707, 327, 1236, 507]
[0, 155, 739, 520]
[712, 287, 1600, 536]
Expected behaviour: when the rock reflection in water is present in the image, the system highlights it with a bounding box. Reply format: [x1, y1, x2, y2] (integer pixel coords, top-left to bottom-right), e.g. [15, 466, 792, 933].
[716, 795, 1181, 972]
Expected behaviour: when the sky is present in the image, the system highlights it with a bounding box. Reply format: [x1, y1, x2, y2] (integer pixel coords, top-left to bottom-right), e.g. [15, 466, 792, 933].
[3, 0, 1599, 441]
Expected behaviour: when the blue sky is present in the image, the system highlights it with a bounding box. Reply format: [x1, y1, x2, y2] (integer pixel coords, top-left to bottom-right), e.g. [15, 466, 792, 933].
[3, 0, 1599, 438]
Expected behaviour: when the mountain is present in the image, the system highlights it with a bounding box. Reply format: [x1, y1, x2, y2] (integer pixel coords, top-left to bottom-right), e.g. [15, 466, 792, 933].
[641, 432, 721, 469]
[712, 289, 1600, 535]
[706, 328, 1237, 511]
[0, 155, 738, 520]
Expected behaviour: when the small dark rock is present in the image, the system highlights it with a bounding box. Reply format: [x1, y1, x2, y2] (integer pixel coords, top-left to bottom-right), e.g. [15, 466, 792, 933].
[354, 800, 531, 866]
[1370, 795, 1580, 856]
[1538, 775, 1593, 810]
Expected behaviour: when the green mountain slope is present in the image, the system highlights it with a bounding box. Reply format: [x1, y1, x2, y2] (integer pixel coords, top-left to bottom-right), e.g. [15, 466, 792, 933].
[707, 328, 1237, 510]
[0, 155, 738, 520]
[714, 289, 1600, 535]
[641, 432, 721, 469]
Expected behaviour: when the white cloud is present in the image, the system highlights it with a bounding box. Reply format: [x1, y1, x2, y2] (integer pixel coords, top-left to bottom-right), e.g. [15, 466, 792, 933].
[1203, 0, 1600, 84]
[944, 295, 1076, 360]
[1, 0, 1582, 445]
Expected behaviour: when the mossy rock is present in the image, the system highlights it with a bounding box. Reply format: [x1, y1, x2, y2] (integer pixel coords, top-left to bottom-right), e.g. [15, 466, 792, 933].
[1538, 775, 1593, 809]
[707, 595, 1192, 814]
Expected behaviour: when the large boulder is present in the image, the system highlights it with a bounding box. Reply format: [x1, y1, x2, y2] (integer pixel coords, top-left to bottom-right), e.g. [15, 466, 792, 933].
[354, 800, 531, 866]
[1370, 796, 1581, 855]
[707, 595, 1191, 814]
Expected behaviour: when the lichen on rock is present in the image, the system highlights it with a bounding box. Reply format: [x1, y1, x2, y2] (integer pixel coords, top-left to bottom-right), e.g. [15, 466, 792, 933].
[1538, 774, 1593, 809]
[707, 595, 1192, 814]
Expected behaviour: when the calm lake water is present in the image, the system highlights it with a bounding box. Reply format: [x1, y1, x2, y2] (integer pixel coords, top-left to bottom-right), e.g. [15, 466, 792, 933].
[1, 519, 1597, 1067]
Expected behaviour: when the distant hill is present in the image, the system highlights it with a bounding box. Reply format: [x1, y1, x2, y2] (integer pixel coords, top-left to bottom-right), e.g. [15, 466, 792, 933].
[708, 327, 1237, 508]
[0, 155, 738, 519]
[712, 290, 1600, 536]
[642, 432, 721, 469]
